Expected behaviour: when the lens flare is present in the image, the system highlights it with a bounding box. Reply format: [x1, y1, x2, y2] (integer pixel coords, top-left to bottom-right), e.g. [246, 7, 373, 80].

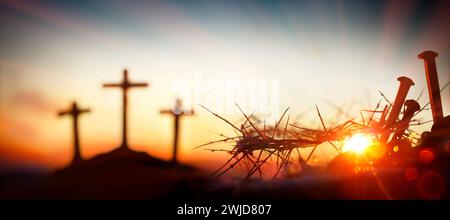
[342, 134, 372, 154]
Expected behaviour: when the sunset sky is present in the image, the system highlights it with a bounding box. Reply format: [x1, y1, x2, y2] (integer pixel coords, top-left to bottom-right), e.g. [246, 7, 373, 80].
[0, 0, 449, 172]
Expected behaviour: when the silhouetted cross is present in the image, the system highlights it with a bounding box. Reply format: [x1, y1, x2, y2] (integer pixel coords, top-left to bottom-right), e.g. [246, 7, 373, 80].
[58, 101, 90, 165]
[160, 98, 195, 163]
[103, 69, 148, 149]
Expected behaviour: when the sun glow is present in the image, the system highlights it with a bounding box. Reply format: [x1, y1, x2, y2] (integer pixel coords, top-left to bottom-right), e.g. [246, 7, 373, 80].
[342, 134, 373, 154]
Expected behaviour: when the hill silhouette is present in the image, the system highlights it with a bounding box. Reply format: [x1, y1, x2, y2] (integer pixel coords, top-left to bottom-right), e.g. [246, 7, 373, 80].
[0, 147, 208, 199]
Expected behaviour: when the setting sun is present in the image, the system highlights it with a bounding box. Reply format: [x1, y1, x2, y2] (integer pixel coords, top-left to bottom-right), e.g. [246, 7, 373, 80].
[342, 134, 373, 154]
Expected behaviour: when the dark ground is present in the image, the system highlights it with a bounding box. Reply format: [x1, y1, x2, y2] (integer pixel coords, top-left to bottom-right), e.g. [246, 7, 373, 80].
[0, 147, 449, 200]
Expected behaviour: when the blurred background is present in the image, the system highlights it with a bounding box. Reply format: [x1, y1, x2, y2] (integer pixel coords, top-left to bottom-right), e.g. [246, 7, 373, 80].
[0, 0, 448, 173]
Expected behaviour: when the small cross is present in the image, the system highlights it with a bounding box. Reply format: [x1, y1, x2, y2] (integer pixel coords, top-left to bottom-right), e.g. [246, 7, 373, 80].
[58, 101, 90, 165]
[160, 98, 195, 163]
[103, 69, 148, 149]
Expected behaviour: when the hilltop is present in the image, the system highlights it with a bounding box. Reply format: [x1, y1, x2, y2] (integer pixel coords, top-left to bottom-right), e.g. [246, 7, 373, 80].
[0, 147, 208, 199]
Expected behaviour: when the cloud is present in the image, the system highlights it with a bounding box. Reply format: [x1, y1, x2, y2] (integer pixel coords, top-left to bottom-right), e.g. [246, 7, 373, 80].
[11, 91, 57, 114]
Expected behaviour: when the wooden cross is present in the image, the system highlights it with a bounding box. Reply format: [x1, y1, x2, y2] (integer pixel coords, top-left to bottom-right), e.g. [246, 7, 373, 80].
[103, 69, 148, 149]
[58, 101, 90, 165]
[160, 98, 195, 163]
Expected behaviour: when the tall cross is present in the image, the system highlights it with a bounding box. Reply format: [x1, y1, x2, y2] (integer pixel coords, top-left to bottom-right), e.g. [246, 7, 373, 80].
[160, 98, 195, 163]
[103, 69, 148, 149]
[58, 101, 90, 165]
